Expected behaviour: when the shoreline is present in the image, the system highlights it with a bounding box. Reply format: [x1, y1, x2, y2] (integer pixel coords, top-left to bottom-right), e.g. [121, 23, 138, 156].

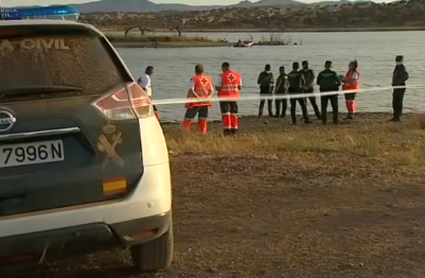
[101, 26, 425, 48]
[109, 40, 290, 48]
[159, 112, 411, 125]
[111, 41, 231, 48]
[183, 27, 425, 33]
[101, 26, 425, 34]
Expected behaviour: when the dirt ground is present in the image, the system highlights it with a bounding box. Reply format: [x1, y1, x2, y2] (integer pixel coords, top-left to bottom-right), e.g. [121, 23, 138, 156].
[4, 113, 425, 278]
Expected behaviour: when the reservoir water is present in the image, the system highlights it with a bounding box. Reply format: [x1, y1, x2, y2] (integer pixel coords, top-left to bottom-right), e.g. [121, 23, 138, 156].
[115, 31, 425, 121]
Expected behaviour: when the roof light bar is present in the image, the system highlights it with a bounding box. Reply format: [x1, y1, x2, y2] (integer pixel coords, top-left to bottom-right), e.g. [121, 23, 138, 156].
[0, 5, 80, 21]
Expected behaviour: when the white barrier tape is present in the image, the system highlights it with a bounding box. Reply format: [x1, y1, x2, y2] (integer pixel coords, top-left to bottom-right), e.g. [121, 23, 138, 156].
[152, 85, 423, 106]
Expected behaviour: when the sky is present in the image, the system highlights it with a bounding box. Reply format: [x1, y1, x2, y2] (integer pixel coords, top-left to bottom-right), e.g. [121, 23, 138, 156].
[3, 0, 392, 6]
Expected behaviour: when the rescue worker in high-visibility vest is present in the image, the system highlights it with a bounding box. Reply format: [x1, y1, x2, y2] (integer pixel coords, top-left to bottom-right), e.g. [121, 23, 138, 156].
[390, 55, 409, 122]
[216, 62, 242, 136]
[182, 64, 214, 133]
[287, 62, 311, 125]
[317, 60, 341, 125]
[342, 60, 360, 120]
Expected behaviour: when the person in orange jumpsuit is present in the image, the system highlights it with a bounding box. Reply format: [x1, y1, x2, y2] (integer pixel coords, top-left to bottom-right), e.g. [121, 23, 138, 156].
[342, 60, 360, 120]
[215, 62, 242, 136]
[182, 64, 214, 133]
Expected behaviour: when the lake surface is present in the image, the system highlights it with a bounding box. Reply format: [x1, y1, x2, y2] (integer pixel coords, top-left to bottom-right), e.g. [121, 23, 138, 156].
[115, 31, 425, 121]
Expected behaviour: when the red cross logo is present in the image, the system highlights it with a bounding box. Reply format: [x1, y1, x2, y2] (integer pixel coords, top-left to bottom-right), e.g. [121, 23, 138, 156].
[201, 77, 208, 86]
[227, 73, 236, 82]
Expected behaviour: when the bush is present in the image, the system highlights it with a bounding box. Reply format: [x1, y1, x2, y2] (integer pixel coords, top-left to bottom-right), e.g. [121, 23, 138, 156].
[105, 34, 228, 43]
[255, 33, 292, 46]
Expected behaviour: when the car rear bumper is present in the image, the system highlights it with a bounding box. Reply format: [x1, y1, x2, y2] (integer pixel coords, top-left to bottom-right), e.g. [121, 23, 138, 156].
[0, 162, 172, 238]
[0, 211, 171, 265]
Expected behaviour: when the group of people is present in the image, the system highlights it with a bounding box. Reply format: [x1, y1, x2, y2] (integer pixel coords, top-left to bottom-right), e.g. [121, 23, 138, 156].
[182, 62, 242, 136]
[258, 60, 357, 125]
[137, 62, 242, 135]
[257, 55, 409, 125]
[137, 55, 409, 135]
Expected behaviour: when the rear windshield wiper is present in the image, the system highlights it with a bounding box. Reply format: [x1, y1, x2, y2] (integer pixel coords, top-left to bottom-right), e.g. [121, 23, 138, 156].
[0, 85, 83, 97]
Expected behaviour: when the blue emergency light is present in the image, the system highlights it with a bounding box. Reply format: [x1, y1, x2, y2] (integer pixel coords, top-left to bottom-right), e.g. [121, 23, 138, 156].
[0, 5, 80, 21]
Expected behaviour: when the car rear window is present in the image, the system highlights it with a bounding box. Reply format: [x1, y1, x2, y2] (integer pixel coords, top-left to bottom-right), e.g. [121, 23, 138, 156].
[0, 29, 125, 97]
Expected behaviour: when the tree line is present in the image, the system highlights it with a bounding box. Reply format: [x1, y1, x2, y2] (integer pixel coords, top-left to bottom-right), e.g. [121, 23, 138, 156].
[79, 0, 425, 31]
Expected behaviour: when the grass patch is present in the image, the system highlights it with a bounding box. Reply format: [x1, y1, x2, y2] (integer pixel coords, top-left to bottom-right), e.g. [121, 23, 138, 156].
[165, 120, 425, 167]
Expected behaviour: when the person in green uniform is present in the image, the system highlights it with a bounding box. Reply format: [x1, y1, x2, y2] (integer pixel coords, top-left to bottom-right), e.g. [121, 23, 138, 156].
[257, 64, 274, 117]
[287, 62, 311, 125]
[300, 60, 321, 120]
[274, 66, 288, 118]
[316, 60, 341, 125]
[390, 55, 409, 122]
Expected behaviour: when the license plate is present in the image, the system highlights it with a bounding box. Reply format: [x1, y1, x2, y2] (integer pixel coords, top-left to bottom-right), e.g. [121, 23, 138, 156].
[0, 140, 64, 168]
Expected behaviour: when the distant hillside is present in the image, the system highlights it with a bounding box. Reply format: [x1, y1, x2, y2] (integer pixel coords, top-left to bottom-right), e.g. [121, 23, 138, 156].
[10, 0, 378, 13]
[69, 0, 304, 13]
[70, 0, 379, 13]
[79, 0, 425, 31]
[71, 0, 154, 13]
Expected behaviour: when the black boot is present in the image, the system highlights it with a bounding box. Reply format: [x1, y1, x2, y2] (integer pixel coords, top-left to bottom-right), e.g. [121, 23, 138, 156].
[292, 115, 297, 125]
[258, 101, 265, 118]
[223, 129, 232, 136]
[344, 113, 353, 120]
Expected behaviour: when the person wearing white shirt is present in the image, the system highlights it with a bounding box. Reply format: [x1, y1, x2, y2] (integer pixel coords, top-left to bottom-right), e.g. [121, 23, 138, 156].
[137, 66, 159, 120]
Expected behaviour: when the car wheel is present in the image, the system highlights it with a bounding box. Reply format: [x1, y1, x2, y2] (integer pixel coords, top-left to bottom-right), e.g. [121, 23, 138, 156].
[130, 225, 174, 272]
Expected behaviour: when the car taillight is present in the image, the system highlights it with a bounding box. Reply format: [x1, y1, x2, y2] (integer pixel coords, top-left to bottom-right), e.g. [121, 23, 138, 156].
[92, 82, 153, 120]
[0, 29, 21, 37]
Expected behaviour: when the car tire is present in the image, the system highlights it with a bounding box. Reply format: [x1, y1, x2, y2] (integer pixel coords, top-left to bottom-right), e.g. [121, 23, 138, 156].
[130, 225, 174, 272]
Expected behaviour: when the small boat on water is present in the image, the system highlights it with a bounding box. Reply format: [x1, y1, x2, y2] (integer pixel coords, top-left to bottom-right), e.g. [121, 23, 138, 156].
[233, 41, 254, 48]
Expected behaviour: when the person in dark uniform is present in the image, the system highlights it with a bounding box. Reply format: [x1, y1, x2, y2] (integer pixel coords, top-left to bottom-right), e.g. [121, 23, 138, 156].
[316, 61, 341, 125]
[257, 64, 274, 117]
[390, 55, 409, 122]
[300, 60, 321, 120]
[274, 66, 288, 118]
[287, 62, 311, 125]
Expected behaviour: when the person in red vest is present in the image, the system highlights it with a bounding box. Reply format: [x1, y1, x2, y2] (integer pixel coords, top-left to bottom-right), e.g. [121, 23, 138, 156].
[342, 60, 360, 120]
[182, 64, 214, 133]
[216, 62, 242, 136]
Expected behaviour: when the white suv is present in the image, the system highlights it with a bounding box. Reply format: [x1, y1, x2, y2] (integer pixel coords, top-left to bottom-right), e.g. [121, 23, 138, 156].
[0, 19, 173, 272]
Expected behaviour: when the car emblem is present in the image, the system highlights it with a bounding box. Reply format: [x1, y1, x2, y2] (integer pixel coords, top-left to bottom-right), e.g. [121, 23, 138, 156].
[0, 110, 16, 132]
